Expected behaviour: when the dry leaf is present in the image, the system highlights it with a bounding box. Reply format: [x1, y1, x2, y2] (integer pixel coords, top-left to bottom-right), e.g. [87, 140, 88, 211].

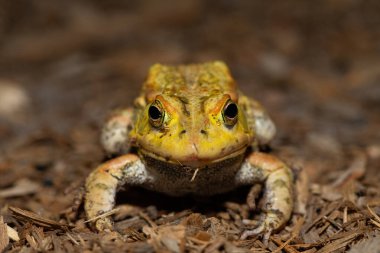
[6, 225, 20, 242]
[0, 217, 9, 253]
[146, 224, 186, 253]
[9, 206, 73, 230]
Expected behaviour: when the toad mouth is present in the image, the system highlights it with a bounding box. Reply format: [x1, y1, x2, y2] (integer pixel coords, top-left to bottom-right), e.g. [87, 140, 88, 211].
[138, 144, 247, 167]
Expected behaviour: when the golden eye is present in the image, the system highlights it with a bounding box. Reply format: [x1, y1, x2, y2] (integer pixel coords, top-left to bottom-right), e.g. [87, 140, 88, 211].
[148, 101, 164, 128]
[222, 100, 238, 126]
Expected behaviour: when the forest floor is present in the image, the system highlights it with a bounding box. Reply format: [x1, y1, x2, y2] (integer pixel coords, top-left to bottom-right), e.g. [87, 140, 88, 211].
[0, 1, 380, 252]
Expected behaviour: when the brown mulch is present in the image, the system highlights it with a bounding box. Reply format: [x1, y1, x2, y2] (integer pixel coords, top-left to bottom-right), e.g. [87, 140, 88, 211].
[1, 1, 380, 252]
[1, 148, 379, 253]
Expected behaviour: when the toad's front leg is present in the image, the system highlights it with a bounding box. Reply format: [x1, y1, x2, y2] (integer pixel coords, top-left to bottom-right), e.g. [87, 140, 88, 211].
[235, 152, 293, 239]
[85, 154, 148, 231]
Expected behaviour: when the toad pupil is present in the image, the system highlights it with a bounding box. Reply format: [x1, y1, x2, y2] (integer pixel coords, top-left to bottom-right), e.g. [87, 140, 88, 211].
[148, 105, 162, 120]
[224, 102, 238, 119]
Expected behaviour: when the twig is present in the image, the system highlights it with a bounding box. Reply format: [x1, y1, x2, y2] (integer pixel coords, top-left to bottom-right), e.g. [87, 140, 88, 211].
[84, 208, 119, 223]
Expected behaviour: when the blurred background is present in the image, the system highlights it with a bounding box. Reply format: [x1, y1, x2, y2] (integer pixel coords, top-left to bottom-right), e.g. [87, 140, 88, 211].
[0, 0, 379, 210]
[0, 1, 380, 251]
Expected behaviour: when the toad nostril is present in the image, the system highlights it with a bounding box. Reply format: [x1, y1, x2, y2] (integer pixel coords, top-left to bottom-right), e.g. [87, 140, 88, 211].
[200, 129, 207, 136]
[179, 129, 187, 137]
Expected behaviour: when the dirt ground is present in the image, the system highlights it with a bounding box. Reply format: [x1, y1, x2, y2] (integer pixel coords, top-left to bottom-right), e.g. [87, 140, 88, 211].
[0, 1, 380, 252]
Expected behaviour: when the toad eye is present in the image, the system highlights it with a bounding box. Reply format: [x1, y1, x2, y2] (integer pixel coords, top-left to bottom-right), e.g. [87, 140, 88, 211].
[222, 100, 238, 126]
[148, 101, 164, 128]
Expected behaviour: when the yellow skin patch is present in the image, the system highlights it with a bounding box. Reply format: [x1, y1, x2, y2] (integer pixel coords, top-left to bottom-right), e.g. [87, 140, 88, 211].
[85, 61, 293, 238]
